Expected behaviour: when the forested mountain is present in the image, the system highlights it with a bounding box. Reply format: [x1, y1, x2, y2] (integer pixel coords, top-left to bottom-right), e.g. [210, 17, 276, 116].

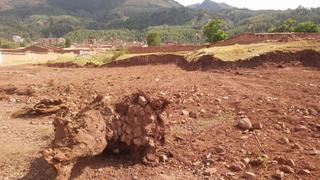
[0, 0, 319, 44]
[189, 0, 234, 11]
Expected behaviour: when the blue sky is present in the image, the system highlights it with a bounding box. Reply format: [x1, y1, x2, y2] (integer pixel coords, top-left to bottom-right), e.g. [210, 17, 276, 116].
[176, 0, 320, 10]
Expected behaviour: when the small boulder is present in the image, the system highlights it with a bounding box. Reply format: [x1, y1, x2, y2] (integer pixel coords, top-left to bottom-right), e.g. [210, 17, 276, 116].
[238, 118, 252, 130]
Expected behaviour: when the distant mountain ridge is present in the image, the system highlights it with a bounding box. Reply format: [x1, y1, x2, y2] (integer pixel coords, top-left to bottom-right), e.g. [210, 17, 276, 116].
[189, 0, 235, 11]
[0, 0, 319, 42]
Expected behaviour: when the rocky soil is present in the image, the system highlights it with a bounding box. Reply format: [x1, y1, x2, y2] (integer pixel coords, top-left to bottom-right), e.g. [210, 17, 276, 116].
[0, 64, 319, 180]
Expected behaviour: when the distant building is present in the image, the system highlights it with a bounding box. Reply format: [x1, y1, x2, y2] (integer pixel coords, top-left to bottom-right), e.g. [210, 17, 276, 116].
[12, 35, 24, 43]
[39, 38, 65, 46]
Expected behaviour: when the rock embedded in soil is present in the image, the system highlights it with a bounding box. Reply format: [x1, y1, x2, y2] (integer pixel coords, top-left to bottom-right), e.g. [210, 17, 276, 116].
[273, 170, 285, 179]
[298, 169, 311, 175]
[278, 137, 290, 145]
[189, 111, 198, 119]
[279, 165, 295, 173]
[243, 172, 256, 179]
[229, 163, 244, 172]
[237, 117, 252, 130]
[182, 110, 189, 117]
[203, 167, 217, 176]
[252, 123, 263, 130]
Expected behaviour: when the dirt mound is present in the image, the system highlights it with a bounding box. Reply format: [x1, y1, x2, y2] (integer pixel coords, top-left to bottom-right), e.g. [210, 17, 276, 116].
[46, 62, 82, 68]
[105, 49, 320, 70]
[12, 99, 68, 118]
[43, 91, 170, 179]
[105, 54, 186, 68]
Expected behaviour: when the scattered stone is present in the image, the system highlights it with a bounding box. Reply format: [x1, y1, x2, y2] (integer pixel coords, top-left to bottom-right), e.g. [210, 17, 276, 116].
[214, 146, 225, 154]
[274, 124, 282, 130]
[138, 96, 148, 106]
[273, 170, 285, 179]
[203, 167, 217, 176]
[229, 163, 244, 172]
[278, 137, 290, 145]
[241, 158, 250, 165]
[279, 165, 294, 173]
[249, 158, 264, 166]
[237, 118, 252, 130]
[243, 172, 256, 180]
[30, 121, 38, 125]
[189, 111, 198, 119]
[295, 125, 308, 131]
[308, 149, 320, 155]
[237, 111, 246, 115]
[298, 169, 311, 175]
[285, 159, 295, 167]
[9, 98, 17, 103]
[275, 157, 295, 167]
[182, 110, 189, 117]
[159, 155, 168, 162]
[291, 143, 303, 150]
[132, 175, 139, 180]
[252, 123, 263, 130]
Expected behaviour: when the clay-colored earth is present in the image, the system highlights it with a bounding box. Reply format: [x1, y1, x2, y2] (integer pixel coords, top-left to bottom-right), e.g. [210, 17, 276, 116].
[0, 59, 319, 179]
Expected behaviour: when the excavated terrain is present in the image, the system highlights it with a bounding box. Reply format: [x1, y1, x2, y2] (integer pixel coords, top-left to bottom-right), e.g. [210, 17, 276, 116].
[0, 54, 319, 179]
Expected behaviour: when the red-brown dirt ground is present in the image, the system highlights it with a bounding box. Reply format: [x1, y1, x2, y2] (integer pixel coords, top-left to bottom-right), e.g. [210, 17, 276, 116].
[0, 62, 319, 180]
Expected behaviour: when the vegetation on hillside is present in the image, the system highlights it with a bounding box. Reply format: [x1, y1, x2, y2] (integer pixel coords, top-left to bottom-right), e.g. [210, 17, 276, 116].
[146, 33, 161, 46]
[272, 18, 320, 33]
[0, 0, 319, 43]
[203, 19, 228, 43]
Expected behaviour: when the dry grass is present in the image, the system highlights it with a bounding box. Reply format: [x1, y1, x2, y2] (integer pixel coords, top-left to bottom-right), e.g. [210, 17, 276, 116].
[185, 40, 320, 62]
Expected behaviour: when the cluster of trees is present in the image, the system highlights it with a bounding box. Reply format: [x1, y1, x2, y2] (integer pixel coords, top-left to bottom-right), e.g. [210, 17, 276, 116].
[64, 26, 203, 45]
[272, 18, 320, 33]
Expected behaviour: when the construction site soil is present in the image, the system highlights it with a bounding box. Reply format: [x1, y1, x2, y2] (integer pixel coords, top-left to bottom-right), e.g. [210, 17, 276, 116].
[0, 53, 319, 180]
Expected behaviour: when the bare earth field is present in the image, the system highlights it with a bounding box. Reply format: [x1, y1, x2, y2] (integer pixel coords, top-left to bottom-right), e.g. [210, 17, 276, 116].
[0, 61, 319, 180]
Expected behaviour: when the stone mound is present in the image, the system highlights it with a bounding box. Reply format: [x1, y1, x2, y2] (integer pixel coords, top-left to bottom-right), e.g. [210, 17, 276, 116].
[43, 91, 170, 179]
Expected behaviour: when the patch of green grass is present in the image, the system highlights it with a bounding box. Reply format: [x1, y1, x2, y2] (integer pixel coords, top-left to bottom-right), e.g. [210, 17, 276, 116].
[185, 40, 320, 62]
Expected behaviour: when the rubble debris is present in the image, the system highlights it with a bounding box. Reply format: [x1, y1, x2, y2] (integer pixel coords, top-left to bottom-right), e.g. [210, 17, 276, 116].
[43, 91, 170, 179]
[12, 99, 68, 118]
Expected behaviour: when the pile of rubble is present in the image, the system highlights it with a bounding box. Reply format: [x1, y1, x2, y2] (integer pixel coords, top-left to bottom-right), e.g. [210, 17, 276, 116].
[43, 91, 170, 179]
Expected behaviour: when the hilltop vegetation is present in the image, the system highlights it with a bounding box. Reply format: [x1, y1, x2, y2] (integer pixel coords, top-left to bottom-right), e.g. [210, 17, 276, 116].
[0, 0, 319, 44]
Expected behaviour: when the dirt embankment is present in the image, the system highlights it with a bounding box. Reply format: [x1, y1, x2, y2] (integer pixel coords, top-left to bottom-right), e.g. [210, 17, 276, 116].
[105, 49, 320, 70]
[127, 45, 209, 54]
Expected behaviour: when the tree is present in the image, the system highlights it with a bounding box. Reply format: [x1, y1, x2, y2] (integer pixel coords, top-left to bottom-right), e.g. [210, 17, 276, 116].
[277, 18, 297, 32]
[295, 21, 320, 33]
[146, 33, 161, 46]
[65, 38, 72, 48]
[203, 18, 228, 43]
